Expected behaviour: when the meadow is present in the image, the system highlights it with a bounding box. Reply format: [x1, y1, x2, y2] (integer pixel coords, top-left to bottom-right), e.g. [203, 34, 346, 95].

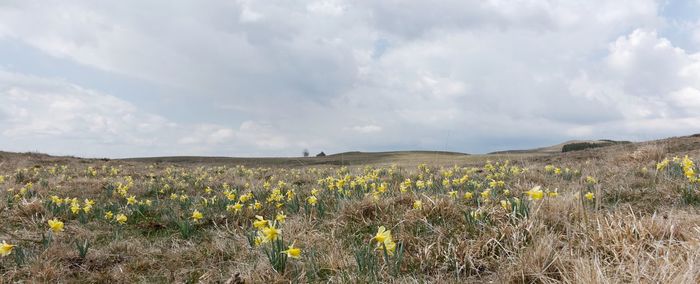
[1, 135, 700, 283]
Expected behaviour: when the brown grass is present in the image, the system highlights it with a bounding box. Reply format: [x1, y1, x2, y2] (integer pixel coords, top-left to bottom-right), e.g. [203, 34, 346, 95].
[1, 135, 700, 283]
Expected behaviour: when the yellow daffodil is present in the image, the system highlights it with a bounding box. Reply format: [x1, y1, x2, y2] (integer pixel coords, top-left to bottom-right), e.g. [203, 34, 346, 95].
[585, 176, 597, 184]
[488, 180, 497, 188]
[192, 210, 203, 221]
[276, 212, 287, 223]
[239, 193, 250, 203]
[682, 155, 694, 170]
[442, 178, 451, 188]
[51, 195, 63, 205]
[480, 189, 491, 200]
[463, 192, 474, 200]
[584, 192, 595, 200]
[372, 226, 397, 255]
[500, 200, 511, 210]
[470, 210, 483, 220]
[413, 200, 422, 210]
[382, 240, 397, 256]
[526, 186, 544, 200]
[48, 218, 64, 233]
[70, 203, 81, 214]
[656, 158, 670, 171]
[0, 241, 15, 257]
[307, 195, 318, 206]
[104, 211, 114, 220]
[373, 226, 392, 244]
[253, 215, 269, 229]
[116, 214, 128, 224]
[281, 242, 302, 259]
[225, 191, 236, 201]
[254, 235, 265, 246]
[544, 165, 555, 173]
[261, 226, 281, 242]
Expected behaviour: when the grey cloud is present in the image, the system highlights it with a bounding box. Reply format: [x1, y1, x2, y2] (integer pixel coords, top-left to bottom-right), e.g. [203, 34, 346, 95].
[0, 0, 698, 157]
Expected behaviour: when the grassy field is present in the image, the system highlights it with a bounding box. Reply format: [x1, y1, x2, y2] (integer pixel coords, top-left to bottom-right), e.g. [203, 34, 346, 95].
[1, 135, 700, 283]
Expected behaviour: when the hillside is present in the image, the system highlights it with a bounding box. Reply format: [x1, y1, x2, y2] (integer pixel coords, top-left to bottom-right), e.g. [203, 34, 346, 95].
[2, 135, 699, 169]
[2, 134, 700, 282]
[488, 139, 632, 154]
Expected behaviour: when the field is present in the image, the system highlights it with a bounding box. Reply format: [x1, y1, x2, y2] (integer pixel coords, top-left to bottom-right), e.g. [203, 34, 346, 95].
[1, 135, 700, 283]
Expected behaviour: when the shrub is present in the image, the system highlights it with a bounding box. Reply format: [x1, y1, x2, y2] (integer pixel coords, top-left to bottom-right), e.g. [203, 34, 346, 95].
[562, 142, 607, 152]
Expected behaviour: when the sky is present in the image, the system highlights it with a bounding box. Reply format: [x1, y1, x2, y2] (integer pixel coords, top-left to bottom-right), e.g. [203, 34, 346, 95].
[1, 0, 700, 158]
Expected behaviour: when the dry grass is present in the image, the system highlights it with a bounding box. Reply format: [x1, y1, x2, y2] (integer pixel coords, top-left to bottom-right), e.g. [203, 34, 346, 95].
[2, 135, 700, 283]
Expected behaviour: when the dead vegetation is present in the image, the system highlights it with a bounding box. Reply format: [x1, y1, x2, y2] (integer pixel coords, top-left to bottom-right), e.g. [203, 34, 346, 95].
[1, 135, 700, 283]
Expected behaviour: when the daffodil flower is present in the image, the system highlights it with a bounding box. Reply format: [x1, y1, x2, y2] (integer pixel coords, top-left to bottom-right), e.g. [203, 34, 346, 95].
[116, 214, 128, 224]
[0, 241, 15, 257]
[192, 209, 204, 221]
[281, 242, 302, 259]
[413, 200, 422, 210]
[463, 192, 474, 200]
[526, 186, 544, 200]
[275, 212, 287, 223]
[253, 215, 269, 229]
[48, 218, 65, 233]
[373, 226, 392, 244]
[261, 226, 281, 242]
[382, 240, 397, 256]
[307, 195, 318, 206]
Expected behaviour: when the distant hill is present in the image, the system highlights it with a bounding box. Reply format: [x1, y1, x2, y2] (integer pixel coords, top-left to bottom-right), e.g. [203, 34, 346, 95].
[118, 150, 470, 167]
[4, 134, 700, 169]
[488, 139, 631, 154]
[327, 150, 469, 157]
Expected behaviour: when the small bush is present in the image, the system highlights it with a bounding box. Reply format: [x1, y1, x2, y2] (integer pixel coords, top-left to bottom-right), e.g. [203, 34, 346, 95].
[562, 142, 607, 152]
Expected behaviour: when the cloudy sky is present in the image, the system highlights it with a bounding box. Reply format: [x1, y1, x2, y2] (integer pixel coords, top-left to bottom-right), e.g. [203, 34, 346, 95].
[1, 0, 699, 158]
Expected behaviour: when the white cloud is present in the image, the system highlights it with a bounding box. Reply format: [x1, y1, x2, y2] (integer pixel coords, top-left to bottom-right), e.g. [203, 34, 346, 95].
[237, 121, 292, 150]
[307, 0, 346, 16]
[351, 125, 382, 134]
[0, 70, 306, 157]
[0, 70, 173, 156]
[239, 0, 264, 23]
[669, 87, 700, 114]
[565, 28, 700, 139]
[177, 125, 236, 146]
[0, 1, 698, 156]
[0, 70, 170, 140]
